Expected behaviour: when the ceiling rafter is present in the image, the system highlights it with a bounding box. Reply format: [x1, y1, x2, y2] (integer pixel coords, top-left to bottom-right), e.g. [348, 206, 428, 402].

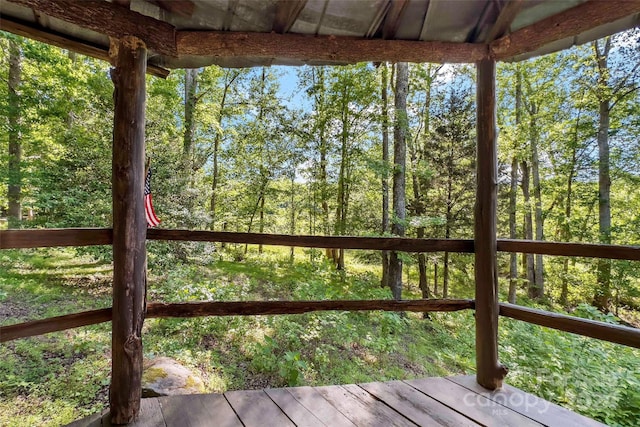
[491, 0, 640, 60]
[0, 15, 170, 77]
[6, 0, 178, 56]
[273, 0, 307, 33]
[382, 0, 409, 39]
[151, 1, 195, 18]
[176, 31, 489, 64]
[484, 0, 523, 42]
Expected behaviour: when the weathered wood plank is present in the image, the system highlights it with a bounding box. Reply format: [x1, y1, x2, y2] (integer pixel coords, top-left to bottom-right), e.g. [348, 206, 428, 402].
[0, 308, 112, 343]
[359, 380, 479, 426]
[225, 390, 295, 427]
[0, 228, 112, 249]
[109, 36, 148, 425]
[63, 411, 104, 427]
[147, 229, 474, 253]
[448, 376, 607, 427]
[146, 299, 474, 318]
[264, 388, 325, 427]
[101, 398, 166, 427]
[176, 31, 488, 64]
[491, 1, 640, 60]
[159, 394, 241, 427]
[0, 15, 169, 78]
[6, 0, 177, 55]
[497, 239, 640, 261]
[500, 303, 640, 349]
[475, 58, 507, 389]
[285, 386, 358, 427]
[405, 377, 541, 427]
[315, 384, 415, 427]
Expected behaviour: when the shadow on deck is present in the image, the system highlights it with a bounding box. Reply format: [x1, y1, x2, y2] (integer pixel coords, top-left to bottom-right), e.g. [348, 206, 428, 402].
[66, 375, 605, 427]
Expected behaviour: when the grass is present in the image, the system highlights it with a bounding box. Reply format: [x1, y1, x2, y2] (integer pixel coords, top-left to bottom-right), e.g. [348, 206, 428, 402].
[1, 245, 639, 426]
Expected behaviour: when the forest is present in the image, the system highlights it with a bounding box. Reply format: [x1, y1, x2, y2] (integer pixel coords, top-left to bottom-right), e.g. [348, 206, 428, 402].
[1, 28, 640, 426]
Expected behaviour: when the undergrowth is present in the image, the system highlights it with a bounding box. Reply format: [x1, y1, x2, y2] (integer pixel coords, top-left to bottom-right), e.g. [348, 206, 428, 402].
[0, 246, 638, 426]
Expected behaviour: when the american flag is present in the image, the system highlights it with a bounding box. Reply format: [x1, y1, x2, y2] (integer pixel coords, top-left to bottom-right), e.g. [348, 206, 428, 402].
[144, 168, 161, 228]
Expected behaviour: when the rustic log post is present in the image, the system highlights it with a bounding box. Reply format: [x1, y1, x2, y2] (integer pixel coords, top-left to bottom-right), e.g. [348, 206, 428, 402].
[475, 58, 508, 390]
[109, 36, 147, 424]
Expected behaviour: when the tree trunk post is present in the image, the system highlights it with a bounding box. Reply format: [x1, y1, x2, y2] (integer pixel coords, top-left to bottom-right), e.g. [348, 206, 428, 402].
[109, 36, 147, 424]
[475, 58, 507, 390]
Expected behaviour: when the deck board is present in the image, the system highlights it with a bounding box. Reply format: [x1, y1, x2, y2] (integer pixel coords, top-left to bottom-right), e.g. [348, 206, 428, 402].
[265, 388, 325, 427]
[159, 394, 240, 427]
[359, 380, 480, 427]
[448, 375, 607, 427]
[225, 389, 296, 427]
[405, 377, 542, 427]
[65, 375, 607, 427]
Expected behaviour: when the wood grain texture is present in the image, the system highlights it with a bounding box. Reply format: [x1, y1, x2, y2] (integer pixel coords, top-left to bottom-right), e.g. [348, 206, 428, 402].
[159, 394, 241, 427]
[177, 31, 488, 64]
[315, 384, 414, 427]
[145, 299, 474, 318]
[147, 229, 474, 253]
[0, 15, 169, 78]
[474, 58, 507, 390]
[500, 303, 640, 349]
[225, 390, 295, 427]
[283, 386, 358, 427]
[264, 388, 325, 427]
[0, 308, 111, 343]
[449, 376, 606, 427]
[0, 228, 112, 249]
[491, 0, 640, 60]
[497, 239, 640, 260]
[6, 0, 177, 56]
[359, 380, 479, 426]
[404, 377, 542, 427]
[109, 36, 148, 425]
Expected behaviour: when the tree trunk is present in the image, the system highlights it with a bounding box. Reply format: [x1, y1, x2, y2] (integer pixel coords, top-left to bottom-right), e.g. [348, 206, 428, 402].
[7, 39, 22, 228]
[560, 117, 579, 306]
[593, 38, 612, 311]
[530, 105, 544, 299]
[508, 156, 518, 303]
[389, 62, 408, 301]
[183, 68, 200, 170]
[521, 160, 536, 298]
[381, 62, 390, 288]
[258, 192, 265, 253]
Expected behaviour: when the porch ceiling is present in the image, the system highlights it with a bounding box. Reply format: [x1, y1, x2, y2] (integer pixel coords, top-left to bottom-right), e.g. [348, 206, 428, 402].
[0, 0, 639, 69]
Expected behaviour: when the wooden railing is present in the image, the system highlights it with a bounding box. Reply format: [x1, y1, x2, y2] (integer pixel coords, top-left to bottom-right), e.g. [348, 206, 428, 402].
[1, 228, 639, 350]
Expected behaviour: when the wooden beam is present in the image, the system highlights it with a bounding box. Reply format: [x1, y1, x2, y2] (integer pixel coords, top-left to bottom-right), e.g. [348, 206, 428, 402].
[0, 228, 112, 249]
[0, 308, 112, 342]
[109, 36, 148, 425]
[497, 239, 640, 261]
[500, 303, 640, 349]
[475, 58, 507, 390]
[146, 299, 475, 318]
[273, 0, 307, 33]
[491, 0, 640, 60]
[152, 0, 195, 17]
[176, 31, 488, 64]
[6, 0, 177, 56]
[147, 229, 475, 253]
[484, 0, 523, 42]
[0, 16, 170, 78]
[382, 0, 409, 39]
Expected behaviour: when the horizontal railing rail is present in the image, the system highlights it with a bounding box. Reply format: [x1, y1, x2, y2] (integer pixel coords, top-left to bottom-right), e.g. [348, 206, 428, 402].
[0, 299, 473, 342]
[499, 303, 640, 349]
[2, 228, 640, 261]
[0, 228, 113, 249]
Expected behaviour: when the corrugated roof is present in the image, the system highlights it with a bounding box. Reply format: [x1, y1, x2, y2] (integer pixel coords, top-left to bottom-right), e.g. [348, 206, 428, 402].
[0, 0, 639, 70]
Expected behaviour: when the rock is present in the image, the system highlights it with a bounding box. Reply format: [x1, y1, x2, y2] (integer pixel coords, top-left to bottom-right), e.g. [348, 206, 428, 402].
[141, 357, 205, 397]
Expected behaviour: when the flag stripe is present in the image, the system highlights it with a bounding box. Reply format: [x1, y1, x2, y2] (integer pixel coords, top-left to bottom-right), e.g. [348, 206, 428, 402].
[144, 168, 161, 228]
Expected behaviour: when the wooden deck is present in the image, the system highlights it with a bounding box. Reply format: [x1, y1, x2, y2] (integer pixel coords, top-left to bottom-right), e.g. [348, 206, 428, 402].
[67, 375, 605, 427]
